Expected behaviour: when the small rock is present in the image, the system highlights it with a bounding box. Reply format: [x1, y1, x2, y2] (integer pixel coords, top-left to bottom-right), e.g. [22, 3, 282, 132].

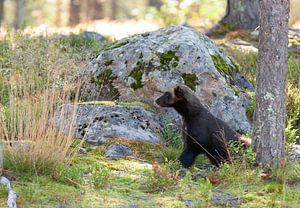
[184, 200, 194, 207]
[79, 147, 88, 154]
[105, 144, 133, 158]
[293, 145, 300, 160]
[211, 193, 242, 207]
[80, 31, 107, 42]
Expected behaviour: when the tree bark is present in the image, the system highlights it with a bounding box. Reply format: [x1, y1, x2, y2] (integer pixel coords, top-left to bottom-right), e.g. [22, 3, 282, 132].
[111, 0, 117, 20]
[216, 0, 260, 31]
[87, 0, 104, 20]
[148, 0, 162, 8]
[253, 0, 290, 167]
[0, 0, 4, 27]
[14, 0, 26, 29]
[69, 0, 80, 26]
[55, 0, 62, 27]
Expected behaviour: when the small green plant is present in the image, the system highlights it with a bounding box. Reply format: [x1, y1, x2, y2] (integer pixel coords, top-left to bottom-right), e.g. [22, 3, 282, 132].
[90, 164, 110, 188]
[54, 161, 110, 188]
[161, 118, 183, 149]
[288, 56, 300, 86]
[228, 140, 256, 164]
[246, 92, 256, 120]
[54, 163, 85, 186]
[142, 161, 179, 193]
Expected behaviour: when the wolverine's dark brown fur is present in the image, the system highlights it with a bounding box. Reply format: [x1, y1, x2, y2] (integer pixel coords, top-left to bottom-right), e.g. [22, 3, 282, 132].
[155, 85, 250, 167]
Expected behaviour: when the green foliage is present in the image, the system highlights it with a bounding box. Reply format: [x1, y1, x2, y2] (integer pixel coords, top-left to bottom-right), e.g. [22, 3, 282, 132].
[288, 56, 300, 86]
[159, 146, 182, 163]
[246, 92, 256, 121]
[228, 141, 256, 164]
[144, 0, 226, 26]
[286, 119, 300, 144]
[55, 162, 110, 188]
[143, 161, 179, 193]
[160, 118, 183, 149]
[287, 84, 300, 144]
[0, 33, 100, 106]
[58, 33, 108, 58]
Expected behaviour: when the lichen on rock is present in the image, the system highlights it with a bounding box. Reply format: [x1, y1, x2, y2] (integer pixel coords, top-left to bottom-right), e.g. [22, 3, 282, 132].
[79, 25, 253, 133]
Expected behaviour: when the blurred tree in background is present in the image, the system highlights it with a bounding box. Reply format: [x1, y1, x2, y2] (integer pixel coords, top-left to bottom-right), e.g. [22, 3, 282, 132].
[15, 0, 26, 29]
[0, 0, 299, 30]
[0, 0, 4, 27]
[219, 0, 259, 30]
[69, 0, 80, 26]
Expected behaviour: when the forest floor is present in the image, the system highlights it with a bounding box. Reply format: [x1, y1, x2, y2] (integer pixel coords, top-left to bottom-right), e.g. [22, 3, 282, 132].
[1, 140, 300, 208]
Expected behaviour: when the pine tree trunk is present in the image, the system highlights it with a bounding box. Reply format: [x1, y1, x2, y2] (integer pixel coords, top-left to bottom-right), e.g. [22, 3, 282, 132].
[111, 0, 117, 20]
[220, 0, 260, 30]
[88, 0, 104, 20]
[55, 0, 62, 27]
[148, 0, 162, 8]
[69, 0, 80, 26]
[15, 0, 26, 29]
[0, 0, 4, 27]
[253, 0, 290, 167]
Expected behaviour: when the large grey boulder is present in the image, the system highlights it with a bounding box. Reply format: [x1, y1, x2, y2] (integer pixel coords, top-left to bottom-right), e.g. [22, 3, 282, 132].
[79, 25, 253, 133]
[56, 104, 162, 145]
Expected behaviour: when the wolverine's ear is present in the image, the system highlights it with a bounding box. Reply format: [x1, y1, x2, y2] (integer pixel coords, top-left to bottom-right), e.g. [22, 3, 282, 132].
[174, 85, 184, 98]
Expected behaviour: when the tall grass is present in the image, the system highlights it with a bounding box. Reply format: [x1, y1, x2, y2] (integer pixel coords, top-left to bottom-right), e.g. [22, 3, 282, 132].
[0, 79, 80, 175]
[0, 33, 90, 175]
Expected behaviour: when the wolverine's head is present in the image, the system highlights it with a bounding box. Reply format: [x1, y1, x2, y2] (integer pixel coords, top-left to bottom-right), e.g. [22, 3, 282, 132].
[155, 85, 187, 107]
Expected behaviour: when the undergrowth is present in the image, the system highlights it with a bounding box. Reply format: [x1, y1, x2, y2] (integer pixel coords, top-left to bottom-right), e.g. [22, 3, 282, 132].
[0, 32, 107, 175]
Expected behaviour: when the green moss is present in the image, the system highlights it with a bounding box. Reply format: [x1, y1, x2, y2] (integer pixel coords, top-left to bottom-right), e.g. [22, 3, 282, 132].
[182, 73, 197, 91]
[95, 69, 120, 99]
[211, 54, 230, 76]
[210, 53, 241, 87]
[129, 61, 145, 90]
[160, 50, 179, 69]
[230, 84, 241, 95]
[104, 60, 113, 66]
[96, 69, 116, 87]
[228, 56, 241, 73]
[107, 40, 129, 50]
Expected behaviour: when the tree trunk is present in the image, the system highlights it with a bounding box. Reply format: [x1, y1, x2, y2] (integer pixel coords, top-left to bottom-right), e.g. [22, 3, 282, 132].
[253, 0, 290, 167]
[111, 0, 117, 20]
[0, 0, 4, 27]
[14, 0, 26, 29]
[55, 0, 62, 27]
[148, 0, 162, 8]
[69, 0, 80, 26]
[215, 0, 260, 32]
[87, 0, 104, 20]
